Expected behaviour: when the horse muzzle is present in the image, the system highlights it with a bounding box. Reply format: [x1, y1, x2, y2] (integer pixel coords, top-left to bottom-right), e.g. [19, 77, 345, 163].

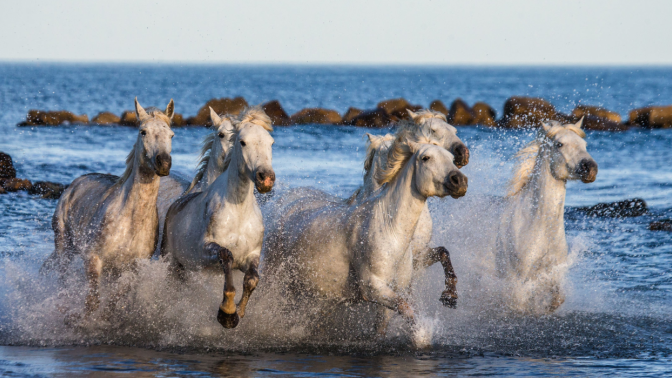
[576, 159, 598, 183]
[452, 143, 470, 168]
[154, 153, 172, 177]
[445, 171, 468, 198]
[255, 169, 275, 193]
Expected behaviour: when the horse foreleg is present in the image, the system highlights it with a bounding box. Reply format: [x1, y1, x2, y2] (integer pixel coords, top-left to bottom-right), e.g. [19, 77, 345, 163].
[423, 246, 458, 308]
[236, 258, 259, 319]
[364, 274, 415, 325]
[85, 255, 103, 315]
[207, 242, 239, 329]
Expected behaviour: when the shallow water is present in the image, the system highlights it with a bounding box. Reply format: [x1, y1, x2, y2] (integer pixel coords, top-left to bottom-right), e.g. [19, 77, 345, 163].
[0, 64, 671, 376]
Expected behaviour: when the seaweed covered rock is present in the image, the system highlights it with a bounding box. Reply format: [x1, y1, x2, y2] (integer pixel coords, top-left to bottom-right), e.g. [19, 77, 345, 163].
[581, 115, 628, 131]
[429, 100, 449, 116]
[290, 108, 342, 125]
[649, 220, 672, 232]
[119, 110, 138, 126]
[187, 97, 249, 126]
[572, 105, 621, 123]
[575, 198, 647, 218]
[91, 112, 121, 125]
[0, 152, 17, 179]
[448, 99, 475, 126]
[19, 110, 89, 126]
[28, 181, 66, 199]
[498, 97, 556, 128]
[1, 178, 32, 192]
[472, 102, 497, 126]
[377, 98, 422, 121]
[263, 100, 291, 126]
[341, 107, 363, 125]
[628, 106, 672, 128]
[349, 108, 392, 128]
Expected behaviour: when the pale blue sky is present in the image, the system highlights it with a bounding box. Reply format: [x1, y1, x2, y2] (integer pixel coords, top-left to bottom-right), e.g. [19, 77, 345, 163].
[1, 0, 671, 65]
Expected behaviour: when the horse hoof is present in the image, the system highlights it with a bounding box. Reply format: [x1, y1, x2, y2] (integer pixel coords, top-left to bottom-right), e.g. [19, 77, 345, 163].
[440, 292, 458, 308]
[217, 308, 239, 329]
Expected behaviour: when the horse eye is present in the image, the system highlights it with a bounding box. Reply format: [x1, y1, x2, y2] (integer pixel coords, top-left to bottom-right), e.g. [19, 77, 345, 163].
[422, 156, 430, 161]
[140, 130, 147, 136]
[240, 140, 246, 147]
[218, 133, 225, 138]
[555, 142, 563, 148]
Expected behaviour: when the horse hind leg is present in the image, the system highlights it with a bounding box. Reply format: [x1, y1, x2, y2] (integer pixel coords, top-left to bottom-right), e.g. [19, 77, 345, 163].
[425, 246, 458, 308]
[206, 243, 239, 329]
[236, 258, 259, 319]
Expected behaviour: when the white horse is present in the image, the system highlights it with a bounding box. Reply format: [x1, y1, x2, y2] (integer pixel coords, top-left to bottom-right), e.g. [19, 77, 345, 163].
[43, 98, 175, 314]
[493, 118, 597, 314]
[155, 108, 236, 251]
[263, 130, 468, 335]
[161, 107, 275, 329]
[349, 110, 469, 307]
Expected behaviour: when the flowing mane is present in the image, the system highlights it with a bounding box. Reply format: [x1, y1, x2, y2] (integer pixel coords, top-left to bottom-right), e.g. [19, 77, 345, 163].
[363, 133, 395, 173]
[186, 114, 236, 193]
[507, 121, 586, 196]
[376, 126, 435, 185]
[117, 107, 171, 185]
[236, 106, 273, 132]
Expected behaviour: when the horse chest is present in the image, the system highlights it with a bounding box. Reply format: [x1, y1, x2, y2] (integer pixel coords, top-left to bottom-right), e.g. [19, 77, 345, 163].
[207, 208, 263, 259]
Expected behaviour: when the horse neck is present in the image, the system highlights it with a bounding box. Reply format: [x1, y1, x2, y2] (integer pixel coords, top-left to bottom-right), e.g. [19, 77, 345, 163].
[206, 148, 254, 207]
[375, 157, 426, 237]
[516, 151, 567, 224]
[203, 151, 224, 187]
[119, 155, 160, 213]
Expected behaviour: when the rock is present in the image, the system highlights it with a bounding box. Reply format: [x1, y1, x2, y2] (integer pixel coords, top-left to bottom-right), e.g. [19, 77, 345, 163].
[1, 178, 32, 192]
[649, 220, 672, 232]
[429, 100, 449, 116]
[28, 181, 66, 199]
[262, 100, 291, 126]
[290, 108, 342, 125]
[172, 113, 185, 127]
[342, 107, 363, 125]
[349, 108, 393, 128]
[0, 152, 17, 179]
[472, 102, 497, 126]
[650, 106, 672, 128]
[119, 110, 138, 126]
[187, 97, 249, 126]
[572, 105, 621, 123]
[19, 110, 89, 126]
[581, 115, 628, 131]
[575, 198, 647, 218]
[498, 97, 557, 128]
[91, 112, 121, 125]
[628, 106, 672, 128]
[447, 99, 475, 126]
[377, 98, 422, 121]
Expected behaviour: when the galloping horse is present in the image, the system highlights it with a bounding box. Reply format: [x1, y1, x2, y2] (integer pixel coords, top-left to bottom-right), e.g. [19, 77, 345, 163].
[161, 107, 275, 329]
[43, 98, 175, 314]
[495, 118, 597, 314]
[263, 129, 468, 335]
[350, 109, 469, 307]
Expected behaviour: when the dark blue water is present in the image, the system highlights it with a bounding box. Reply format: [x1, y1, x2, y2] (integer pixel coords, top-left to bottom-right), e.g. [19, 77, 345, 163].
[0, 64, 671, 376]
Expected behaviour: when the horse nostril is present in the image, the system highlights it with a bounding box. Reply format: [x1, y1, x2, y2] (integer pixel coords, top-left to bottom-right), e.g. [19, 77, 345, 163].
[450, 172, 461, 186]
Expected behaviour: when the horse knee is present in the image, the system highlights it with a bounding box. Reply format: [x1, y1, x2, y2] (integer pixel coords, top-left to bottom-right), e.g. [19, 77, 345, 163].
[244, 269, 259, 291]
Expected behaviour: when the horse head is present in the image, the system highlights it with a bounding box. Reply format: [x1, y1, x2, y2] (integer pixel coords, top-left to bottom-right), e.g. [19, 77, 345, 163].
[135, 97, 174, 177]
[233, 107, 275, 193]
[411, 142, 468, 199]
[408, 109, 470, 168]
[541, 117, 598, 184]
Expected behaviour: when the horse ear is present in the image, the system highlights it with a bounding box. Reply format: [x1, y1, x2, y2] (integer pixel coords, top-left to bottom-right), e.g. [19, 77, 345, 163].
[408, 141, 421, 153]
[540, 122, 552, 134]
[165, 99, 175, 120]
[407, 109, 418, 120]
[575, 116, 584, 129]
[135, 97, 150, 122]
[209, 107, 222, 126]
